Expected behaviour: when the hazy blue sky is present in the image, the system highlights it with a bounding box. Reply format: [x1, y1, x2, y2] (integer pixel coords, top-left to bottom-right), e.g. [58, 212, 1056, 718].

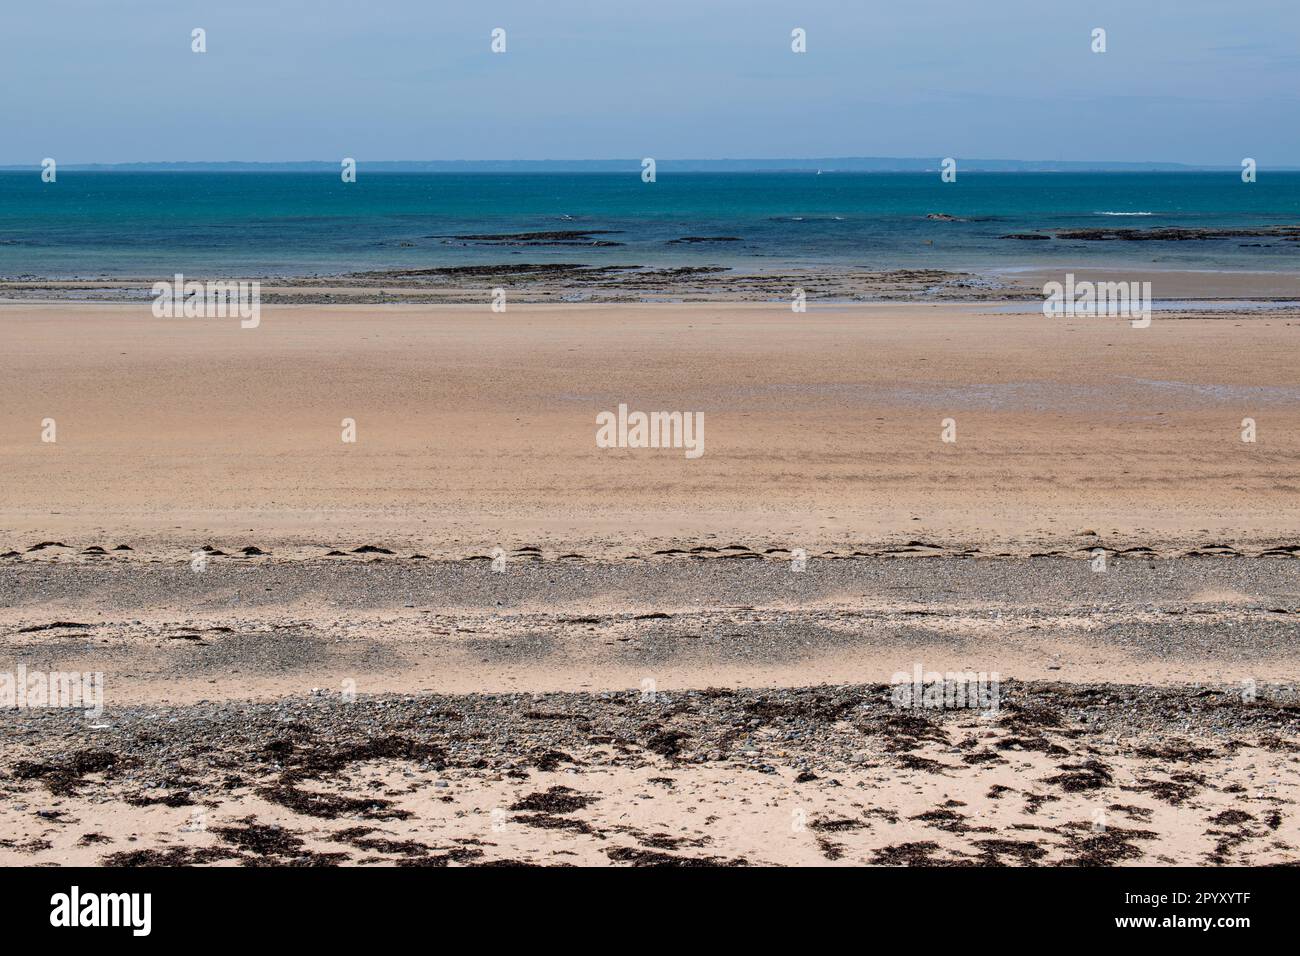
[4, 0, 1297, 165]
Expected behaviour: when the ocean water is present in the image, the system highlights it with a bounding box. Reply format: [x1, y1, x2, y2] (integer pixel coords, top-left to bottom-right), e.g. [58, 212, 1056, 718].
[1, 171, 1297, 278]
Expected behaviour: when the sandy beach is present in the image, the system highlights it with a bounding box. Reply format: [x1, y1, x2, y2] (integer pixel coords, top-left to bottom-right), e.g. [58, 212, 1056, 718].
[1, 300, 1298, 556]
[2, 299, 1297, 866]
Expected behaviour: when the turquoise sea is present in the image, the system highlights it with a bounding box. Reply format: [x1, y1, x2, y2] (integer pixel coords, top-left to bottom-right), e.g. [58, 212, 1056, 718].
[1, 171, 1297, 278]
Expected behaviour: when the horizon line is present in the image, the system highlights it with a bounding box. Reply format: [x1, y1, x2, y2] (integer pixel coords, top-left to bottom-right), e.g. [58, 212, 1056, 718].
[5, 156, 1297, 173]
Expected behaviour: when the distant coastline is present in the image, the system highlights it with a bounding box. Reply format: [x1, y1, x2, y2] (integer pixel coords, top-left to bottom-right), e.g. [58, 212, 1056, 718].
[6, 157, 1297, 173]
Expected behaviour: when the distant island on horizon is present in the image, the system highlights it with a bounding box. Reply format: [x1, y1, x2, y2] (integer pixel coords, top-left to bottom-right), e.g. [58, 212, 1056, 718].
[4, 157, 1295, 173]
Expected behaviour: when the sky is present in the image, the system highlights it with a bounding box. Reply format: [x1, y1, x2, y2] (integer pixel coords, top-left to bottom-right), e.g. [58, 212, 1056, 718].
[3, 0, 1298, 166]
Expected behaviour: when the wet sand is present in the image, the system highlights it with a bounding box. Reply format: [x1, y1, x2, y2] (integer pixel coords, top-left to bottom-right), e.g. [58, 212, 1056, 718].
[7, 266, 1300, 305]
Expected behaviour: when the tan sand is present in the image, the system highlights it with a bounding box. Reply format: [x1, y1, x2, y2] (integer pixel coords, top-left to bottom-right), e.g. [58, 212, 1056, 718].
[5, 749, 1295, 867]
[3, 679, 1295, 868]
[1, 301, 1298, 557]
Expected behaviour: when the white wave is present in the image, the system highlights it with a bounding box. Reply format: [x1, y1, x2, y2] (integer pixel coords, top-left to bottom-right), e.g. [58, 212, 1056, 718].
[1094, 211, 1155, 216]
